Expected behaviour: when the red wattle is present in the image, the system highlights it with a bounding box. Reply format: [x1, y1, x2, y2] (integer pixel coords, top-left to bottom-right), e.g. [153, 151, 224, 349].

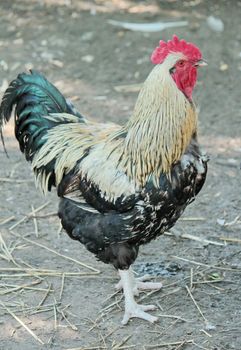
[172, 66, 197, 100]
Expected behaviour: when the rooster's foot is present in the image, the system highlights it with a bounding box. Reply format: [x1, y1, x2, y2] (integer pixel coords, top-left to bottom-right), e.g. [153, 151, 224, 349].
[118, 268, 160, 325]
[122, 302, 158, 325]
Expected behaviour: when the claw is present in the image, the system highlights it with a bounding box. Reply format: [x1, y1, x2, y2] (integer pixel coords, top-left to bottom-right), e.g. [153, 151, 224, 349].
[122, 303, 158, 325]
[118, 268, 161, 325]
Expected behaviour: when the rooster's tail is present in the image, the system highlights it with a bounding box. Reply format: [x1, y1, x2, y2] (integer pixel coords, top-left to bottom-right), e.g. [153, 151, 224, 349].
[0, 70, 85, 190]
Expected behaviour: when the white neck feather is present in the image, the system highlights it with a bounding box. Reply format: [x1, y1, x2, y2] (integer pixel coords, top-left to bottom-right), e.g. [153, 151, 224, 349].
[123, 62, 197, 186]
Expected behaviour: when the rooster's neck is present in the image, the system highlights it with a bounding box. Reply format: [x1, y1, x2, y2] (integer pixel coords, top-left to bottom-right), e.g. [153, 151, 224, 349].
[123, 65, 197, 186]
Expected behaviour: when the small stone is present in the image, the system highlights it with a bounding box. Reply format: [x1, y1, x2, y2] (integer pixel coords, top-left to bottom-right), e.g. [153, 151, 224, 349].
[117, 31, 125, 37]
[205, 322, 216, 331]
[207, 16, 224, 32]
[0, 60, 8, 71]
[81, 55, 94, 63]
[50, 59, 64, 68]
[81, 32, 94, 41]
[71, 12, 80, 19]
[137, 57, 148, 65]
[13, 38, 24, 45]
[25, 63, 34, 70]
[217, 218, 226, 226]
[41, 52, 54, 60]
[7, 25, 16, 32]
[219, 62, 228, 71]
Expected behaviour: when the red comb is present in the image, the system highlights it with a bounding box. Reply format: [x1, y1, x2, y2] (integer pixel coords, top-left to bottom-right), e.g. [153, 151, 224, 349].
[151, 35, 202, 64]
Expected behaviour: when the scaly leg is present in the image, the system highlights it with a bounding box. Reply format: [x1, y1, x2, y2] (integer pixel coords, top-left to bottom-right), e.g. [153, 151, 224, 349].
[116, 267, 162, 296]
[118, 269, 159, 325]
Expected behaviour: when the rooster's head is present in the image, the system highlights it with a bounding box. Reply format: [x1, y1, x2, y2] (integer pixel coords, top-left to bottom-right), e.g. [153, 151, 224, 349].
[151, 35, 207, 99]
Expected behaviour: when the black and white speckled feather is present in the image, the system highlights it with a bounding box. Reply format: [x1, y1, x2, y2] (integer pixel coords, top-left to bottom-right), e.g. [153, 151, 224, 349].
[58, 137, 207, 269]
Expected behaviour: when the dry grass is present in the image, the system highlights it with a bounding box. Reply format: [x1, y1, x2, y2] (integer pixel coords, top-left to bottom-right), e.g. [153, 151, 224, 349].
[0, 185, 240, 349]
[1, 203, 240, 349]
[0, 201, 103, 346]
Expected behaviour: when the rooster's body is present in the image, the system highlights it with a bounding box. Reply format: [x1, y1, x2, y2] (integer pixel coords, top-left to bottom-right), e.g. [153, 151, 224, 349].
[0, 35, 208, 324]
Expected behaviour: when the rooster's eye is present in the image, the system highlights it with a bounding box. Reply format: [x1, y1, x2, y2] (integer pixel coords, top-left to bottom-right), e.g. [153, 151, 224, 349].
[177, 60, 185, 67]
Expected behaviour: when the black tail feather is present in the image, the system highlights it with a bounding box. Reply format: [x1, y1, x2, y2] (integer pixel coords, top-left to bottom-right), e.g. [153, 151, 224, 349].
[0, 70, 85, 188]
[0, 70, 84, 155]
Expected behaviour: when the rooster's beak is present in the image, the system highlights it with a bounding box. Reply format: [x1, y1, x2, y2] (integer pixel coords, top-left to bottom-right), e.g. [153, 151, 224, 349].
[196, 59, 208, 67]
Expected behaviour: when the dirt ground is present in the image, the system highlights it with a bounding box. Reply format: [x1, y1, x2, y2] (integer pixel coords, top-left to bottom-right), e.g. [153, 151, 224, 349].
[0, 0, 241, 349]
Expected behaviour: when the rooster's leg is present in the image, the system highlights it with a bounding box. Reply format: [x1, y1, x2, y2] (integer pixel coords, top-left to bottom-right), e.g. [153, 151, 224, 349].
[116, 267, 162, 296]
[118, 269, 158, 325]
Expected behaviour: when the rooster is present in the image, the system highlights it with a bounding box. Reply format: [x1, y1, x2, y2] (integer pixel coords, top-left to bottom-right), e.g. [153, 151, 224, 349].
[0, 35, 208, 324]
